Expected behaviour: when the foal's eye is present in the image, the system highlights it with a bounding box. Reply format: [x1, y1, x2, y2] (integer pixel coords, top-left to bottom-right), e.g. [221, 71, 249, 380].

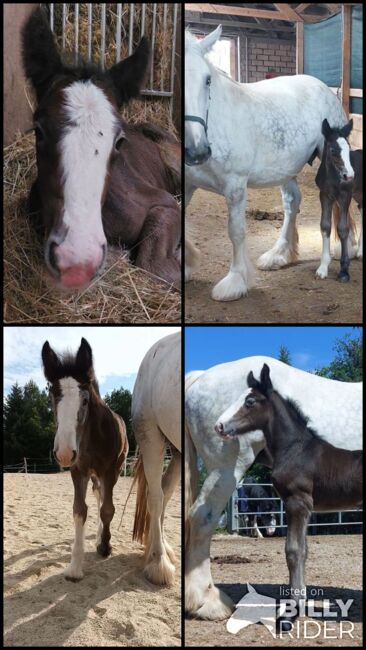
[245, 397, 256, 407]
[114, 134, 125, 151]
[206, 76, 211, 86]
[83, 397, 88, 407]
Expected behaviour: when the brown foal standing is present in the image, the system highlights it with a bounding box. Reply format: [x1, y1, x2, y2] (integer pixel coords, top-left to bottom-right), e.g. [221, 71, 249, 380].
[42, 337, 128, 580]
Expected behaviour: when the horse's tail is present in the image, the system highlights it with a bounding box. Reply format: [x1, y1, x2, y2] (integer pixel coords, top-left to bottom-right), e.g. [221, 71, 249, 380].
[332, 202, 358, 258]
[185, 372, 203, 552]
[132, 450, 150, 545]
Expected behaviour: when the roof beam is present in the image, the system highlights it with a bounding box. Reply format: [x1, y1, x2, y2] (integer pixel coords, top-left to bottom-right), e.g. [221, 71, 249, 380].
[184, 4, 300, 22]
[186, 16, 295, 33]
[273, 4, 304, 22]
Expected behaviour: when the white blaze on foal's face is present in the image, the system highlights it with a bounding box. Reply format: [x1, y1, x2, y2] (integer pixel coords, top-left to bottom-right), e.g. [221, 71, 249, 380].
[54, 377, 81, 467]
[54, 81, 121, 286]
[336, 137, 354, 181]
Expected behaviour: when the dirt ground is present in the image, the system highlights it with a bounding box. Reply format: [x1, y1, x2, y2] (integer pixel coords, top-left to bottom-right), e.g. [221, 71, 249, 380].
[185, 162, 363, 323]
[185, 534, 362, 647]
[4, 474, 181, 647]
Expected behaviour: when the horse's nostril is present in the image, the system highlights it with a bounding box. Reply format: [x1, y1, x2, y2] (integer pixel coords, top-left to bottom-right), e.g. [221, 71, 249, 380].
[215, 422, 224, 434]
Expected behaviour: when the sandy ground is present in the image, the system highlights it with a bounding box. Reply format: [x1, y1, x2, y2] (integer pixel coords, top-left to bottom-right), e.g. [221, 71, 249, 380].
[4, 474, 181, 647]
[185, 534, 362, 647]
[185, 162, 363, 323]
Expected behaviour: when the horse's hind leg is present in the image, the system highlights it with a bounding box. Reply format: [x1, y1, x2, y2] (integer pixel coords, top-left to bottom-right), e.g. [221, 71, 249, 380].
[212, 185, 254, 301]
[160, 447, 181, 564]
[91, 475, 103, 547]
[139, 430, 176, 585]
[257, 178, 301, 270]
[185, 184, 201, 281]
[316, 192, 333, 279]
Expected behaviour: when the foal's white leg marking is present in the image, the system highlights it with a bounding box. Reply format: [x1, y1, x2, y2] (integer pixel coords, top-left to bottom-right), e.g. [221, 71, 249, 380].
[64, 514, 86, 580]
[257, 178, 301, 270]
[212, 185, 254, 301]
[316, 231, 332, 279]
[253, 519, 263, 539]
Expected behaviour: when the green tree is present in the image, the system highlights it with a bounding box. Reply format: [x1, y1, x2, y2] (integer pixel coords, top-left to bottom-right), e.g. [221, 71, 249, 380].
[315, 331, 363, 381]
[104, 387, 134, 451]
[278, 345, 292, 365]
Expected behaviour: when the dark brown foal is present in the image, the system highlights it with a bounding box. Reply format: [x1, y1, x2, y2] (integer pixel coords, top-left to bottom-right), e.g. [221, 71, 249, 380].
[42, 337, 128, 580]
[216, 363, 362, 632]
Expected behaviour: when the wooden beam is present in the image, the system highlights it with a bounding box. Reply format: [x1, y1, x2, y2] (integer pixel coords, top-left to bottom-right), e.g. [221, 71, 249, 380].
[341, 4, 351, 116]
[273, 4, 304, 22]
[185, 13, 296, 32]
[296, 21, 304, 74]
[329, 87, 363, 98]
[184, 4, 299, 22]
[296, 3, 312, 12]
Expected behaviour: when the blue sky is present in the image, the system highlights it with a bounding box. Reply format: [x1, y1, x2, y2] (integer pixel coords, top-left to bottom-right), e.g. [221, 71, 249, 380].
[185, 326, 359, 373]
[4, 326, 180, 397]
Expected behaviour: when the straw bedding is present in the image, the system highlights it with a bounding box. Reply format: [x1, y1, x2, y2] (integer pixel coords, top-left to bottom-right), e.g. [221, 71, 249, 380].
[4, 4, 181, 324]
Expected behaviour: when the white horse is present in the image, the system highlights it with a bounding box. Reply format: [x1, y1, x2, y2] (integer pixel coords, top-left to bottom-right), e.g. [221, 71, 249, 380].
[132, 332, 181, 586]
[185, 355, 362, 619]
[185, 26, 355, 301]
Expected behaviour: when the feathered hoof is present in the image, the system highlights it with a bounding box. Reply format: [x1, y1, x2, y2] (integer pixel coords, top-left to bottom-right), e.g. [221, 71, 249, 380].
[164, 539, 177, 565]
[64, 564, 84, 581]
[212, 272, 248, 301]
[97, 542, 112, 557]
[144, 553, 176, 586]
[193, 586, 235, 620]
[257, 249, 294, 270]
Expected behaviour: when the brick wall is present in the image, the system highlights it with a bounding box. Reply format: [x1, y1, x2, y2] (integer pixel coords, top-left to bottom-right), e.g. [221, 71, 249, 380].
[245, 37, 296, 82]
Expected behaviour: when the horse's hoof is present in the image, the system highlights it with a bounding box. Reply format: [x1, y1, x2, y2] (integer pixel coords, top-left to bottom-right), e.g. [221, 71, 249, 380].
[337, 272, 350, 283]
[97, 543, 112, 557]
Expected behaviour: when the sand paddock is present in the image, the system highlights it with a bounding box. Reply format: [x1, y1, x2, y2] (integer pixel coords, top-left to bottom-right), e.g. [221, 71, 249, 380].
[4, 473, 181, 647]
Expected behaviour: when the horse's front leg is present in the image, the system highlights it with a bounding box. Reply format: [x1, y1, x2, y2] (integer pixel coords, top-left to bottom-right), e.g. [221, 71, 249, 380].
[135, 204, 181, 288]
[64, 471, 89, 581]
[356, 207, 363, 258]
[257, 178, 301, 270]
[97, 473, 119, 557]
[315, 192, 333, 279]
[186, 467, 237, 619]
[336, 195, 352, 282]
[278, 493, 311, 633]
[185, 183, 200, 282]
[212, 183, 254, 301]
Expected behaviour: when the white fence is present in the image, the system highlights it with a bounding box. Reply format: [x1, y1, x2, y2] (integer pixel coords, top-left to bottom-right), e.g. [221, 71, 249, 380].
[227, 482, 363, 535]
[3, 451, 172, 475]
[46, 3, 179, 113]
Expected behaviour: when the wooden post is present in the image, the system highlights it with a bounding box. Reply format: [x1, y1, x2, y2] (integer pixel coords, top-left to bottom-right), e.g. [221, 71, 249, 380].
[296, 21, 304, 74]
[341, 5, 351, 117]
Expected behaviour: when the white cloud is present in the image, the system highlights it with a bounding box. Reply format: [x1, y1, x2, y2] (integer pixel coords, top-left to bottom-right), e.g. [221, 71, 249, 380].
[4, 326, 180, 393]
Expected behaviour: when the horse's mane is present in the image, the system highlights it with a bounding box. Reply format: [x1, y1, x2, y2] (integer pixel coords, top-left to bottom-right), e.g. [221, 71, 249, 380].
[284, 396, 324, 441]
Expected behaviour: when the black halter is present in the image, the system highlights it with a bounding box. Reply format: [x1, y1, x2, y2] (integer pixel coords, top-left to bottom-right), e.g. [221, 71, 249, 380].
[184, 83, 211, 136]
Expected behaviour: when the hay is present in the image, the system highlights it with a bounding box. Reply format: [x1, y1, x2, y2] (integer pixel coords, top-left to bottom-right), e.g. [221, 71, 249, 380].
[4, 4, 181, 324]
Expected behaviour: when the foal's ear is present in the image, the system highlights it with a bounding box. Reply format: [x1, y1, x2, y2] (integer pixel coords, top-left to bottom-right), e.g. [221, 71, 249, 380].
[247, 371, 260, 389]
[42, 341, 60, 380]
[22, 8, 64, 103]
[340, 119, 353, 139]
[76, 338, 93, 375]
[106, 37, 150, 107]
[321, 118, 332, 139]
[260, 363, 273, 392]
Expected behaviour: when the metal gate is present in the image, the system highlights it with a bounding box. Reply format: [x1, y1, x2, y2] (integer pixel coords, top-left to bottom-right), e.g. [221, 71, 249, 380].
[228, 483, 363, 535]
[46, 3, 179, 115]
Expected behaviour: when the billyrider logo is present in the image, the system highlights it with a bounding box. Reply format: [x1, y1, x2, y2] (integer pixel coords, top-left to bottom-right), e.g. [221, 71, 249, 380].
[227, 583, 355, 639]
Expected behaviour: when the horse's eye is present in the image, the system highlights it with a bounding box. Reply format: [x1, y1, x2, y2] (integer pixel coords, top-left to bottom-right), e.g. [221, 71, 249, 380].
[34, 123, 45, 142]
[83, 397, 88, 407]
[114, 133, 125, 151]
[206, 76, 211, 86]
[245, 397, 256, 407]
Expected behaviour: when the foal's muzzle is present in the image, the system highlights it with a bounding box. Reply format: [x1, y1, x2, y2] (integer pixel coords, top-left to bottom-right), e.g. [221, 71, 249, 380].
[54, 448, 77, 468]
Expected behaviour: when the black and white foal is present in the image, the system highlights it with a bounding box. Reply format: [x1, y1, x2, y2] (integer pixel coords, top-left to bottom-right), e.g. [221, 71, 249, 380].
[315, 118, 362, 281]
